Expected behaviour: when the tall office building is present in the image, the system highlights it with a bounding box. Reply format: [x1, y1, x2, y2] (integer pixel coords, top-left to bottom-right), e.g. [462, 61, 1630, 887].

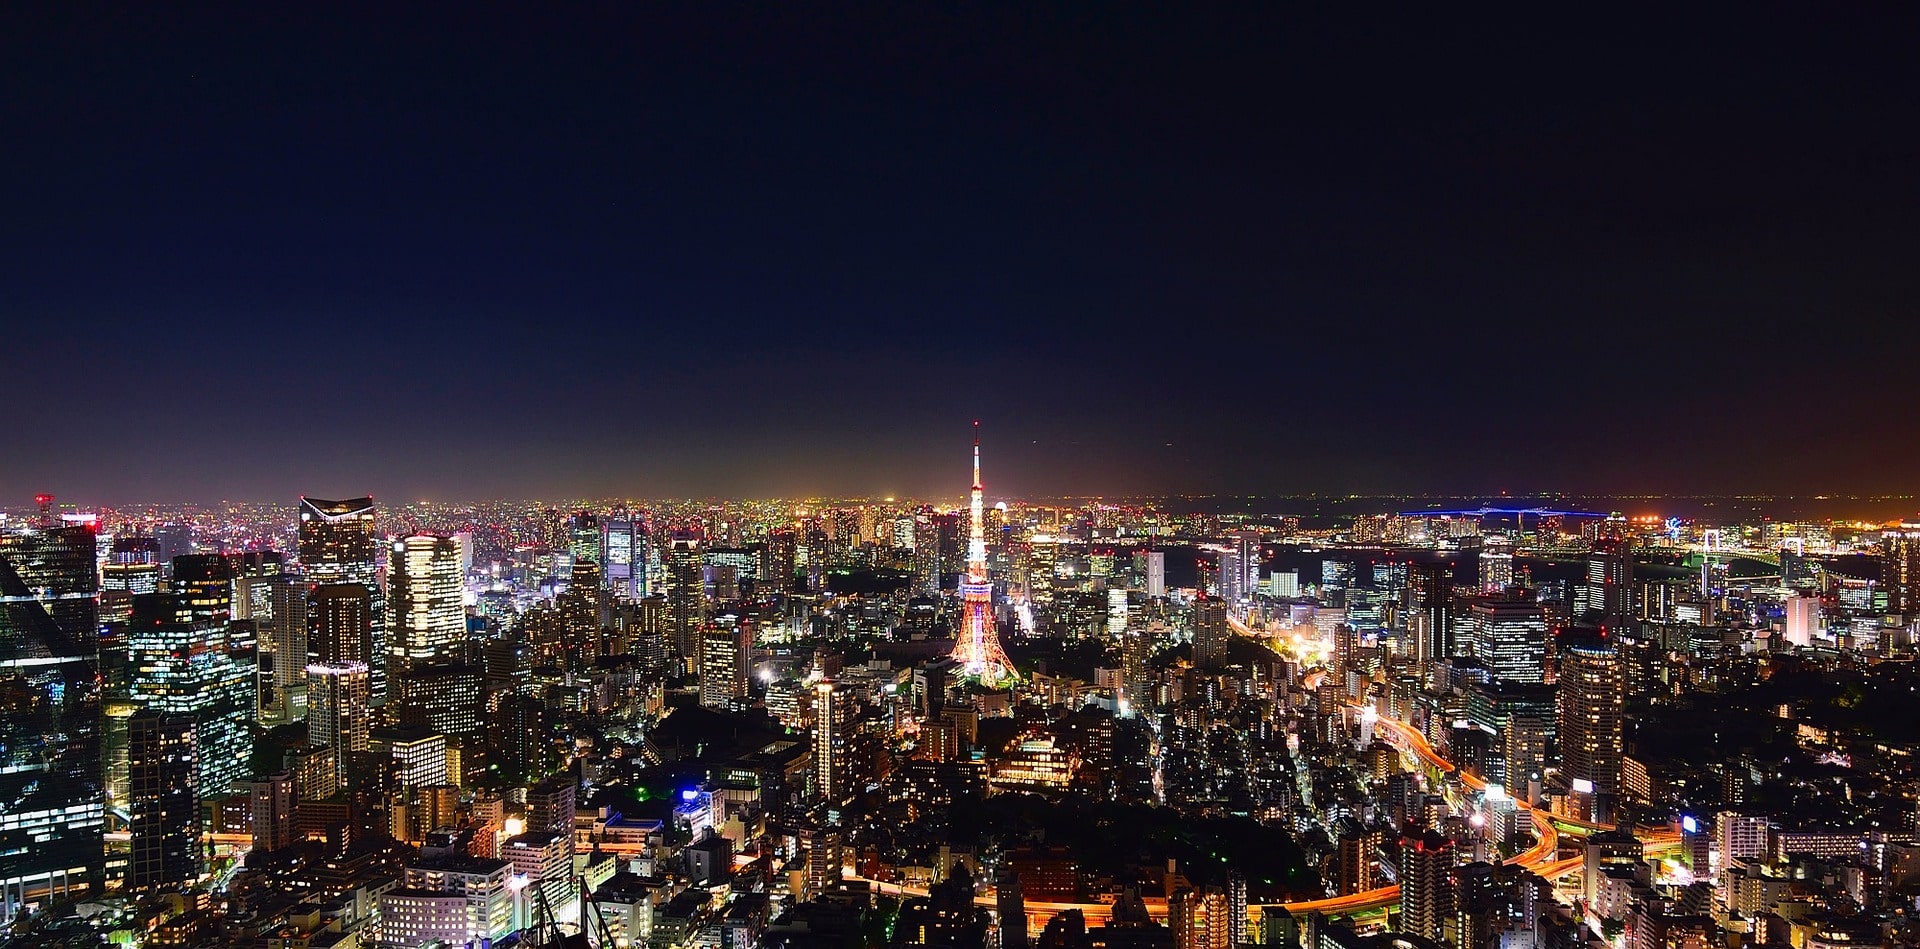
[666, 533, 705, 672]
[1557, 639, 1625, 822]
[0, 521, 104, 919]
[1883, 525, 1920, 615]
[603, 510, 642, 602]
[1192, 597, 1231, 670]
[127, 594, 255, 798]
[307, 661, 372, 785]
[265, 573, 310, 722]
[1408, 562, 1455, 665]
[567, 511, 602, 569]
[1462, 598, 1548, 685]
[298, 497, 386, 702]
[388, 535, 466, 673]
[393, 662, 484, 738]
[1397, 829, 1455, 943]
[126, 711, 199, 891]
[700, 621, 752, 709]
[169, 553, 234, 631]
[309, 582, 374, 667]
[1579, 539, 1633, 624]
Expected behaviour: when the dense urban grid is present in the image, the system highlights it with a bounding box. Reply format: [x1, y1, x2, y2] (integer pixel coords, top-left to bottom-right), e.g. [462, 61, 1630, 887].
[3, 436, 1919, 949]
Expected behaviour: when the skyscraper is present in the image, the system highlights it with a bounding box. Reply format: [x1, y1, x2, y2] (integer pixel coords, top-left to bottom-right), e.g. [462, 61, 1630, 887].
[1883, 525, 1920, 615]
[388, 534, 466, 673]
[309, 582, 374, 668]
[1579, 539, 1632, 625]
[1408, 561, 1456, 667]
[265, 573, 310, 722]
[1191, 597, 1230, 670]
[298, 497, 386, 702]
[1463, 598, 1548, 685]
[812, 680, 848, 801]
[127, 594, 256, 798]
[1231, 529, 1259, 602]
[699, 621, 752, 709]
[0, 521, 104, 920]
[666, 533, 706, 673]
[168, 553, 235, 632]
[307, 660, 371, 785]
[1557, 639, 1624, 822]
[603, 509, 642, 602]
[127, 711, 198, 891]
[950, 425, 1016, 684]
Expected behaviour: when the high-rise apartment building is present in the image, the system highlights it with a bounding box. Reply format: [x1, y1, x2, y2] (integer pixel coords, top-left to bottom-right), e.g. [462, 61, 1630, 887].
[1398, 829, 1456, 943]
[1192, 598, 1230, 670]
[1478, 537, 1515, 592]
[813, 680, 849, 801]
[1169, 886, 1231, 949]
[1557, 639, 1625, 822]
[388, 534, 465, 673]
[298, 497, 386, 702]
[248, 772, 296, 853]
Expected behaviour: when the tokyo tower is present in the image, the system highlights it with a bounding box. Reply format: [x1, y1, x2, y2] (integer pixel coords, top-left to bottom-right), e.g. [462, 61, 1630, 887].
[951, 423, 1017, 685]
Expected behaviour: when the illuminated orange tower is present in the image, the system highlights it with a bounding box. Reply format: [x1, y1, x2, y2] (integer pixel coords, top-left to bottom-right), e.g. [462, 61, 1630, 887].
[951, 423, 1016, 684]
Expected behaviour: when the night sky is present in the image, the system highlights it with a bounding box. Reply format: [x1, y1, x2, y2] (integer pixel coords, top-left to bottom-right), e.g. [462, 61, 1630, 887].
[7, 6, 1920, 502]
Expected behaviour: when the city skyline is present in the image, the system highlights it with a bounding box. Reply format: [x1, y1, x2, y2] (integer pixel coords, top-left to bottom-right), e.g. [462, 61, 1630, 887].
[8, 7, 1920, 500]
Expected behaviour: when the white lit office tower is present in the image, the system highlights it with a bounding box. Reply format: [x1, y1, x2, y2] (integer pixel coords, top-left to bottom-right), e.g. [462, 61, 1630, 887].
[307, 661, 371, 785]
[388, 534, 466, 673]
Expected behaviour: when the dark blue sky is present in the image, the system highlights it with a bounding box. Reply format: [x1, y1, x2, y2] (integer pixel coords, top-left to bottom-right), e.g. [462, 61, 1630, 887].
[7, 5, 1920, 502]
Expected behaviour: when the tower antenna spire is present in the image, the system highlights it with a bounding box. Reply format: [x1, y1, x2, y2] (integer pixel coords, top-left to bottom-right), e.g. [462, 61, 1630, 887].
[972, 420, 981, 490]
[951, 421, 1015, 685]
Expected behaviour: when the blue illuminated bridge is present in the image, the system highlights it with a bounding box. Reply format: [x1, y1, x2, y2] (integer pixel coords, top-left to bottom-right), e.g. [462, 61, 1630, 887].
[1396, 506, 1608, 518]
